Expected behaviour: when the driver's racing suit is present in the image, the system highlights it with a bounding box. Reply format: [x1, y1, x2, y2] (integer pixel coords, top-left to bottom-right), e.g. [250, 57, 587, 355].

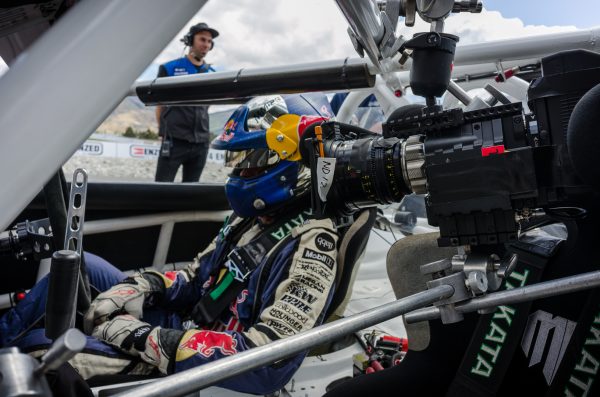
[0, 213, 340, 395]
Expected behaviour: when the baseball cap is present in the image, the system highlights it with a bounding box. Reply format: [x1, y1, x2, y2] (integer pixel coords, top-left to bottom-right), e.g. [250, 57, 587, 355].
[189, 22, 219, 38]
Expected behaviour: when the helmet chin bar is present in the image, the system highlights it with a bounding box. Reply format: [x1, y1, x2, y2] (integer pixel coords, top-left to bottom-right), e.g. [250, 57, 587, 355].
[225, 160, 301, 218]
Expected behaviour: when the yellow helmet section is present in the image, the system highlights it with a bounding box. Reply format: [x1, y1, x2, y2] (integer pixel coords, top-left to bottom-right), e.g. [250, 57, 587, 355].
[265, 114, 303, 161]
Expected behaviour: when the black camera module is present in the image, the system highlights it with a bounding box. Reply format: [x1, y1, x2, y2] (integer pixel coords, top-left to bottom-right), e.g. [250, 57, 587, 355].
[302, 50, 600, 247]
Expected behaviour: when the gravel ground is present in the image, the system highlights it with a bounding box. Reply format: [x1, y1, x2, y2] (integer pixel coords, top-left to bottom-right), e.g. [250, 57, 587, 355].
[63, 156, 230, 183]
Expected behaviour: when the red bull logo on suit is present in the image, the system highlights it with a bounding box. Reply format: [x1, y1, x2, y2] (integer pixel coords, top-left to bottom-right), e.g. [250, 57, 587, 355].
[177, 330, 238, 360]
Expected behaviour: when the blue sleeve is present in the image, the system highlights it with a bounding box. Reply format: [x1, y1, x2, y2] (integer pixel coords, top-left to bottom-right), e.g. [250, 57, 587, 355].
[153, 224, 233, 311]
[160, 271, 206, 311]
[146, 252, 214, 312]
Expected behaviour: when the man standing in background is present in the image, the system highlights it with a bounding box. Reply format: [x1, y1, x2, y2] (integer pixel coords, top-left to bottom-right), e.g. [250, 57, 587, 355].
[155, 23, 218, 182]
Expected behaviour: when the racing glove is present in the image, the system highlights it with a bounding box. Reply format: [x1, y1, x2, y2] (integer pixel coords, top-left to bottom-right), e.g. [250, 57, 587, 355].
[93, 314, 183, 374]
[83, 272, 165, 335]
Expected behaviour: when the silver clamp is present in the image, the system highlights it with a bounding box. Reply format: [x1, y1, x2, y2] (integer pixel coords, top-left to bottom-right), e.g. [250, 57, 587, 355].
[421, 251, 519, 323]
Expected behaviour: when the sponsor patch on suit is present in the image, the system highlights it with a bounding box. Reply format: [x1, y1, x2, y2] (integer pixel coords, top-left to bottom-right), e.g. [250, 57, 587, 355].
[302, 248, 335, 269]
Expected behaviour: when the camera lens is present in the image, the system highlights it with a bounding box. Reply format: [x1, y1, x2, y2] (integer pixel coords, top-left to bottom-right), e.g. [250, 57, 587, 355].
[310, 122, 411, 214]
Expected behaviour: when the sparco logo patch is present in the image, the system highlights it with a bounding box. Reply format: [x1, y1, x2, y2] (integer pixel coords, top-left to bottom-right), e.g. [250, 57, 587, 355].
[134, 326, 151, 338]
[315, 233, 335, 251]
[303, 248, 334, 269]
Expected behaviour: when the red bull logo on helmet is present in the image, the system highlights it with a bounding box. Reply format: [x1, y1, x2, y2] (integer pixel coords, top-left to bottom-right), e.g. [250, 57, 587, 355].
[218, 120, 237, 142]
[178, 330, 238, 360]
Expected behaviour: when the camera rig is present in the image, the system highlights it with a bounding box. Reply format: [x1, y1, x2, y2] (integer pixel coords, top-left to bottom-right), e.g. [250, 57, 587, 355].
[289, 17, 600, 325]
[300, 49, 599, 238]
[109, 2, 600, 396]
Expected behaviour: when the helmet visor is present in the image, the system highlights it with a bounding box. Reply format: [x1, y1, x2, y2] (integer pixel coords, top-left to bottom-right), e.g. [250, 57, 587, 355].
[225, 149, 280, 170]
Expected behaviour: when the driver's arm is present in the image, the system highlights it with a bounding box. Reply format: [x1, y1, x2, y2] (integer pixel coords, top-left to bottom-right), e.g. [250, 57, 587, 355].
[94, 220, 339, 395]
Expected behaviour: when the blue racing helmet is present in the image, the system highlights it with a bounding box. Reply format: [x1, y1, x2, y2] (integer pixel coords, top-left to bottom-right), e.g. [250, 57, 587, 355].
[212, 93, 333, 217]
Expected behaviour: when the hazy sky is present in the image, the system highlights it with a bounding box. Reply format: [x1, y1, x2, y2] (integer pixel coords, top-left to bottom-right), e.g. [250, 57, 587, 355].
[136, 0, 593, 79]
[483, 0, 599, 28]
[0, 0, 597, 79]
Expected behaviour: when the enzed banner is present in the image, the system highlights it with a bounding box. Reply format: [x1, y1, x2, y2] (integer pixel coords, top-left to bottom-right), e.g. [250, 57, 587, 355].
[75, 139, 225, 164]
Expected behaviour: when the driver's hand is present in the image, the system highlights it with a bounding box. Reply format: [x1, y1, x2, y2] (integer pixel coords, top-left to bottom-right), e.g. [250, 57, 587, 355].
[93, 314, 174, 374]
[83, 276, 151, 335]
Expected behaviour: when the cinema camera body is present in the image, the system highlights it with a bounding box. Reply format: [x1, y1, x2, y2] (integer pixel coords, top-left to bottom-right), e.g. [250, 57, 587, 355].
[301, 49, 600, 250]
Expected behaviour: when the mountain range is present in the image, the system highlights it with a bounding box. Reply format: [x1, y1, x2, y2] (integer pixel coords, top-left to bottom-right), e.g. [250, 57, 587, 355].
[96, 96, 235, 138]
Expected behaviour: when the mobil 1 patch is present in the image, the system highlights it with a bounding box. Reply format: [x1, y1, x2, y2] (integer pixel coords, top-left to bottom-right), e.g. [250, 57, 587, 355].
[303, 248, 334, 270]
[314, 233, 335, 251]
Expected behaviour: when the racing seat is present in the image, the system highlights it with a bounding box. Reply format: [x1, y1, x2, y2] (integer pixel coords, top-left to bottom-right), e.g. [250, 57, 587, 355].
[386, 233, 479, 393]
[324, 232, 480, 396]
[308, 207, 377, 357]
[326, 207, 378, 319]
[386, 232, 456, 350]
